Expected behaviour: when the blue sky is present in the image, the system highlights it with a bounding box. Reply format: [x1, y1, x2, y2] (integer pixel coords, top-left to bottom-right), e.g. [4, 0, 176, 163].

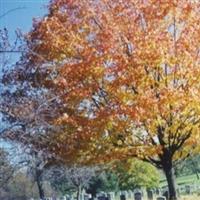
[0, 0, 50, 69]
[0, 0, 50, 149]
[0, 0, 49, 35]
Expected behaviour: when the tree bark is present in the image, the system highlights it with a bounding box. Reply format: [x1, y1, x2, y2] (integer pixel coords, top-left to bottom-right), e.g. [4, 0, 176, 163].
[163, 163, 177, 200]
[36, 177, 45, 200]
[77, 185, 82, 200]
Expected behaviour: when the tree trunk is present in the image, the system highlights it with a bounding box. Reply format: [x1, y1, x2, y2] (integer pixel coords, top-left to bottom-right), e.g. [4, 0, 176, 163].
[163, 164, 177, 200]
[36, 177, 45, 200]
[77, 185, 82, 200]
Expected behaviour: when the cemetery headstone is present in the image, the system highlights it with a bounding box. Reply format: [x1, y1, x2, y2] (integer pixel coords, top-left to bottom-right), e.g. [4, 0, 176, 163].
[98, 196, 106, 200]
[107, 193, 111, 200]
[147, 189, 153, 200]
[98, 193, 108, 200]
[156, 188, 160, 195]
[52, 195, 57, 200]
[185, 185, 191, 194]
[120, 194, 126, 200]
[176, 187, 180, 197]
[134, 192, 142, 200]
[84, 194, 90, 200]
[65, 196, 70, 200]
[107, 192, 115, 200]
[88, 194, 92, 200]
[162, 191, 168, 200]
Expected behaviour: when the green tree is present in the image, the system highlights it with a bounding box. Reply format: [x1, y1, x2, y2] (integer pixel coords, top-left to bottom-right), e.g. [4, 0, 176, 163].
[175, 155, 200, 179]
[87, 170, 118, 199]
[114, 159, 160, 190]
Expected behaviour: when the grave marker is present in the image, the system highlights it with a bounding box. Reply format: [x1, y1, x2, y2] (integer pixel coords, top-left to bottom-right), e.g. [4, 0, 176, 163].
[147, 190, 153, 200]
[162, 191, 168, 200]
[185, 185, 191, 194]
[134, 192, 142, 200]
[120, 194, 126, 200]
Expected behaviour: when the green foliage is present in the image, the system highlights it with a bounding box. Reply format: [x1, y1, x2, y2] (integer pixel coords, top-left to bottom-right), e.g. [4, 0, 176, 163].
[87, 159, 159, 197]
[100, 171, 119, 192]
[114, 159, 160, 190]
[175, 155, 200, 178]
[86, 171, 118, 197]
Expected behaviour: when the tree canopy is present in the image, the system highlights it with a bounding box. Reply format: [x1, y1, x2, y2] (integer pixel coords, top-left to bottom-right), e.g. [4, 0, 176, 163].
[113, 159, 160, 190]
[2, 1, 200, 199]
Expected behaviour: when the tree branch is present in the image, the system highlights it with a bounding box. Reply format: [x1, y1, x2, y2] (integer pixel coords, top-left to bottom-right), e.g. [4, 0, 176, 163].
[0, 7, 26, 19]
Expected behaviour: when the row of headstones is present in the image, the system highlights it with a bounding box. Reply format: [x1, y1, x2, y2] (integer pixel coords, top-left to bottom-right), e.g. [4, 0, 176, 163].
[154, 184, 199, 200]
[160, 184, 200, 198]
[34, 195, 166, 200]
[178, 184, 200, 194]
[34, 194, 74, 200]
[87, 184, 199, 200]
[36, 184, 199, 200]
[96, 190, 167, 200]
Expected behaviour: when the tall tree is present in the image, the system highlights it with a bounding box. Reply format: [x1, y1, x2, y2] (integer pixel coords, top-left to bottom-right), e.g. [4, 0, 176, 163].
[3, 1, 200, 200]
[25, 151, 52, 200]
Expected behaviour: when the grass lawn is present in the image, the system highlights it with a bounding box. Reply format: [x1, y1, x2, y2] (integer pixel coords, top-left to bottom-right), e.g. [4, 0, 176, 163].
[159, 174, 200, 187]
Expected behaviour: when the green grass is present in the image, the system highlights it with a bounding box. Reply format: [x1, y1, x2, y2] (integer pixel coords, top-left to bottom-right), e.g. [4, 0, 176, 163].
[177, 174, 199, 185]
[159, 174, 200, 187]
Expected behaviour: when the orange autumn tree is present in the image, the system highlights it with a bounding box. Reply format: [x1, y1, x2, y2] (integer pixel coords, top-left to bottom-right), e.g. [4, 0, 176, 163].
[20, 0, 200, 199]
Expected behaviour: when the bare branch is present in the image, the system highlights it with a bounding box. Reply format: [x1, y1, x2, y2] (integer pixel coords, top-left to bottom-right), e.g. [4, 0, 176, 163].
[0, 7, 26, 19]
